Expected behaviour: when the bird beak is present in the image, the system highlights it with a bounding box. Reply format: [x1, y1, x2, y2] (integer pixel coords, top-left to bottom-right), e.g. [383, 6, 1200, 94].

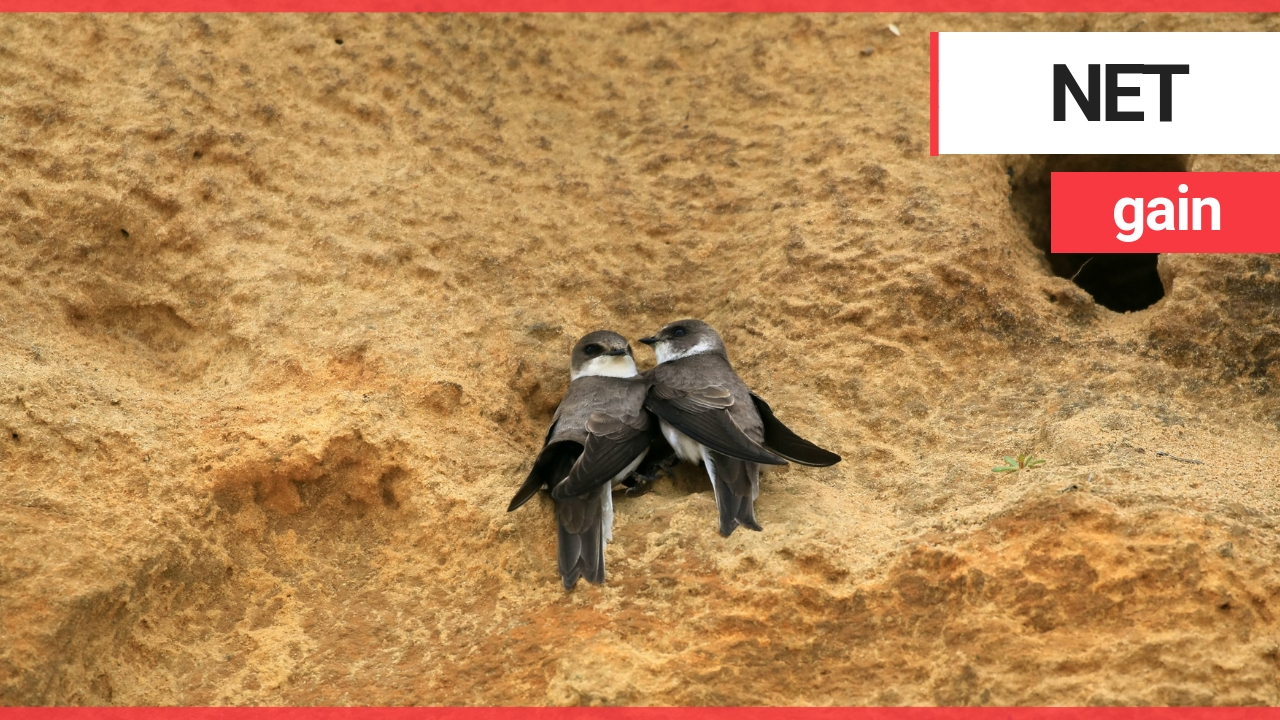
[606, 348, 627, 356]
[639, 336, 657, 345]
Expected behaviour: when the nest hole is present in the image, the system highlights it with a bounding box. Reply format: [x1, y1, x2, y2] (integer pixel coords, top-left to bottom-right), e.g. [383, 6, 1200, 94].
[1010, 154, 1187, 313]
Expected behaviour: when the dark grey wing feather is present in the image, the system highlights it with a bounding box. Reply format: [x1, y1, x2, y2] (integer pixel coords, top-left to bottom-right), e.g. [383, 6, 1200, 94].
[646, 386, 787, 465]
[557, 527, 584, 589]
[657, 383, 735, 411]
[508, 440, 581, 512]
[750, 394, 842, 467]
[551, 412, 653, 499]
[555, 485, 607, 589]
[709, 451, 762, 537]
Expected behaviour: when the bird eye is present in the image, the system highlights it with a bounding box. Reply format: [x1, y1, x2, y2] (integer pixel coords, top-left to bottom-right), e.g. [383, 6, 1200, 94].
[671, 327, 686, 338]
[583, 344, 602, 356]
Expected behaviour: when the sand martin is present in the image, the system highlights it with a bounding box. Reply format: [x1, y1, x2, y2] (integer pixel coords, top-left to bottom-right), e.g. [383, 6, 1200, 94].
[508, 331, 654, 589]
[639, 319, 841, 536]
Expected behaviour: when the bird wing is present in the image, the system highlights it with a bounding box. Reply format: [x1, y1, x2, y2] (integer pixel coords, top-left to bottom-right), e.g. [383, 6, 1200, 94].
[555, 485, 608, 588]
[750, 393, 842, 467]
[551, 411, 653, 499]
[508, 438, 581, 512]
[707, 450, 762, 536]
[645, 382, 787, 465]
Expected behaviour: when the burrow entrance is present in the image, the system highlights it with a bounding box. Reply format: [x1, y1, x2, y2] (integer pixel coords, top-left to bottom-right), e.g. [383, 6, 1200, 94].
[1008, 154, 1187, 313]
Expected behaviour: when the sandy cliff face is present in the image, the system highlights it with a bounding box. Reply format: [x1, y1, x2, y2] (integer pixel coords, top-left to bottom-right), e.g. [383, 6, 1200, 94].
[2, 13, 1279, 705]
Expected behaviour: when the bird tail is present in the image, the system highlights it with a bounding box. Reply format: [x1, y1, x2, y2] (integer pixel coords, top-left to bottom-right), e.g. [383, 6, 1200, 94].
[706, 450, 762, 537]
[555, 484, 612, 589]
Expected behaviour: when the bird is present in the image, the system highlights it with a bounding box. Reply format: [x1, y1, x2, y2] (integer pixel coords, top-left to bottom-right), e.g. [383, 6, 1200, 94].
[507, 331, 656, 589]
[639, 319, 841, 537]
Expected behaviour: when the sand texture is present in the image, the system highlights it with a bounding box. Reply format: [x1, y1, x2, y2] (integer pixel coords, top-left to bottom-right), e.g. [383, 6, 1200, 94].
[2, 13, 1280, 705]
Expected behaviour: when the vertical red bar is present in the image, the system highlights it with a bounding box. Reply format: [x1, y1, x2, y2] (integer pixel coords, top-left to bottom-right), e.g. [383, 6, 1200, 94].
[930, 31, 939, 157]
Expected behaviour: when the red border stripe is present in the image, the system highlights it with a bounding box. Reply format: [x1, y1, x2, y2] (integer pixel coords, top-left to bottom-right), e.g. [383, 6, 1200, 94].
[930, 31, 939, 157]
[3, 709, 1280, 719]
[3, 0, 1280, 10]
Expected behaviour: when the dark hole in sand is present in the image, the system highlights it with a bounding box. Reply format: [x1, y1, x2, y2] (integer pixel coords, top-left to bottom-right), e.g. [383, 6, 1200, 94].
[1010, 154, 1186, 313]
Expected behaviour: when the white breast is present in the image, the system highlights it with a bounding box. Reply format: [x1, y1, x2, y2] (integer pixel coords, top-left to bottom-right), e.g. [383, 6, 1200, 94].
[659, 420, 704, 464]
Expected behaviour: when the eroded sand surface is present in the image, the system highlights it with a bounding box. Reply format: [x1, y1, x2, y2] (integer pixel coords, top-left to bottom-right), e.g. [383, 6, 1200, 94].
[2, 13, 1280, 705]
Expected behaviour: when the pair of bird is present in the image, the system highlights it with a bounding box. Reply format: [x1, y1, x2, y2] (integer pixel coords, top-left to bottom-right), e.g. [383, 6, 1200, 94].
[507, 319, 841, 589]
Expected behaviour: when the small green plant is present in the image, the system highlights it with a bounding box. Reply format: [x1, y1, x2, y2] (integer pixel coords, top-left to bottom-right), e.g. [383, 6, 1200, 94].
[993, 454, 1046, 473]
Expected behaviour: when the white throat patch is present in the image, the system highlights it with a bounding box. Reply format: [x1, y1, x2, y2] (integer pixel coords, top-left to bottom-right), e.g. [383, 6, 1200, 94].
[571, 354, 639, 380]
[654, 338, 715, 364]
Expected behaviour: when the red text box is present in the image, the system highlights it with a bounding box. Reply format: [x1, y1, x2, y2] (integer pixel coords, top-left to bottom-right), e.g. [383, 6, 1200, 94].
[1052, 172, 1280, 254]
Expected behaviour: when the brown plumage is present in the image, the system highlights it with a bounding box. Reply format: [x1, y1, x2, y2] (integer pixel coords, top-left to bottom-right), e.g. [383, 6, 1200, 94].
[508, 331, 655, 589]
[640, 319, 840, 537]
